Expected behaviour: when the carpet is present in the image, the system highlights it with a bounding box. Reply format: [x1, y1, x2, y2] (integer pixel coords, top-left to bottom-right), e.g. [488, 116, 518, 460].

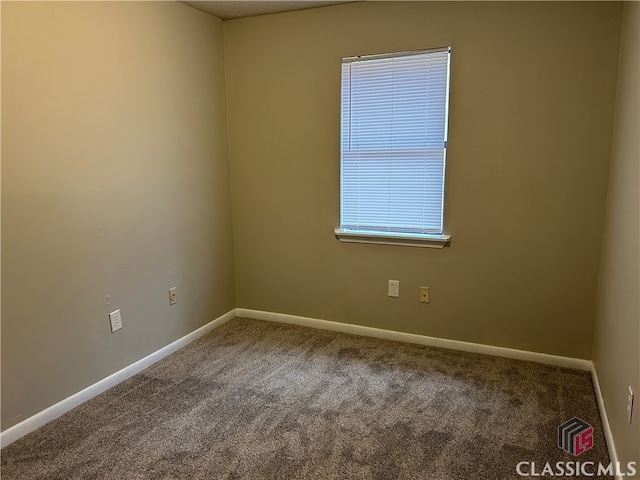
[1, 317, 611, 479]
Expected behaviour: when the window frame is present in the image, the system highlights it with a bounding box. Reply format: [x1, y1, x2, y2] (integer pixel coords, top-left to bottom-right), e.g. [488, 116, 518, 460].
[335, 47, 452, 248]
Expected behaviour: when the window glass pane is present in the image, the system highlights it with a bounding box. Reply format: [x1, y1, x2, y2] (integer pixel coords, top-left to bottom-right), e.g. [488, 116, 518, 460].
[340, 48, 451, 236]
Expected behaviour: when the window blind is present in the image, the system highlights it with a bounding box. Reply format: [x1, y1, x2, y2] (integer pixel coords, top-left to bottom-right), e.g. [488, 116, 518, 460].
[340, 47, 451, 237]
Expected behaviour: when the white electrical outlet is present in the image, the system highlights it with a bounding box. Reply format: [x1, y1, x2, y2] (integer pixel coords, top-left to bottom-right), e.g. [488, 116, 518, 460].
[169, 287, 177, 305]
[628, 387, 634, 424]
[109, 309, 122, 333]
[388, 280, 400, 298]
[419, 286, 430, 303]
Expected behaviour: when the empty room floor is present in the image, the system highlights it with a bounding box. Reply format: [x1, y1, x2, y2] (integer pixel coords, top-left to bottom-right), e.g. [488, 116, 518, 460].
[1, 318, 610, 479]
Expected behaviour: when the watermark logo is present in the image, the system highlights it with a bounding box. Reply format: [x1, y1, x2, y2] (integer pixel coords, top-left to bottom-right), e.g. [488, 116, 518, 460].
[516, 461, 637, 477]
[558, 417, 593, 456]
[516, 417, 636, 477]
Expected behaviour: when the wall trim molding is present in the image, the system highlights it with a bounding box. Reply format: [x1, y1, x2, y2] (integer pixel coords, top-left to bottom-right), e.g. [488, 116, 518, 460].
[237, 308, 592, 371]
[239, 308, 623, 467]
[3, 307, 618, 470]
[590, 364, 620, 479]
[0, 309, 237, 448]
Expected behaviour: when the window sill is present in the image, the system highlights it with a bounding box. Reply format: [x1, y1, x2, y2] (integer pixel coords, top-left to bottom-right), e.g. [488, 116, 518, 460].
[334, 229, 450, 248]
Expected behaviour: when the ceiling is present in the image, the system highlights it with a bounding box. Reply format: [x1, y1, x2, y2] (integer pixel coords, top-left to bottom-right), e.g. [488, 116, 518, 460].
[182, 1, 352, 21]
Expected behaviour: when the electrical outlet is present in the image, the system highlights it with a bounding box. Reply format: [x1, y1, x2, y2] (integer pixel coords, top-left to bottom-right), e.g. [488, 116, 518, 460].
[628, 387, 634, 424]
[109, 309, 122, 333]
[169, 287, 177, 305]
[388, 280, 400, 298]
[419, 286, 430, 303]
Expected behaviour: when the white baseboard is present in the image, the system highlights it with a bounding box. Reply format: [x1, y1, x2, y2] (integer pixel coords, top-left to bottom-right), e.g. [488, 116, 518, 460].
[0, 308, 237, 448]
[239, 309, 625, 465]
[236, 308, 592, 371]
[239, 309, 630, 467]
[591, 364, 621, 479]
[4, 306, 617, 468]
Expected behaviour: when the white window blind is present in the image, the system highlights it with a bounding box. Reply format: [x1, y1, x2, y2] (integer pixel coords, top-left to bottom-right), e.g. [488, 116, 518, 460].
[339, 47, 451, 240]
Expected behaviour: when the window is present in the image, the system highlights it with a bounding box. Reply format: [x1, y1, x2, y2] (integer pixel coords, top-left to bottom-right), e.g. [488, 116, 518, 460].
[335, 47, 452, 248]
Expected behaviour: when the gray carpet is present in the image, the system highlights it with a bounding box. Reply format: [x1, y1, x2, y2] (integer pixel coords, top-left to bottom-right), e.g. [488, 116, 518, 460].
[1, 318, 610, 479]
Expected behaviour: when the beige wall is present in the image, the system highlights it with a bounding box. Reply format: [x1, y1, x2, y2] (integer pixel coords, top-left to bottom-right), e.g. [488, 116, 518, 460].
[1, 2, 235, 430]
[593, 2, 640, 468]
[223, 2, 622, 358]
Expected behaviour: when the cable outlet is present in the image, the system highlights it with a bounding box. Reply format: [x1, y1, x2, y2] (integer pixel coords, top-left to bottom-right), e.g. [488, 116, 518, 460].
[109, 309, 122, 333]
[628, 387, 634, 424]
[169, 287, 177, 305]
[419, 286, 430, 303]
[388, 280, 400, 298]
